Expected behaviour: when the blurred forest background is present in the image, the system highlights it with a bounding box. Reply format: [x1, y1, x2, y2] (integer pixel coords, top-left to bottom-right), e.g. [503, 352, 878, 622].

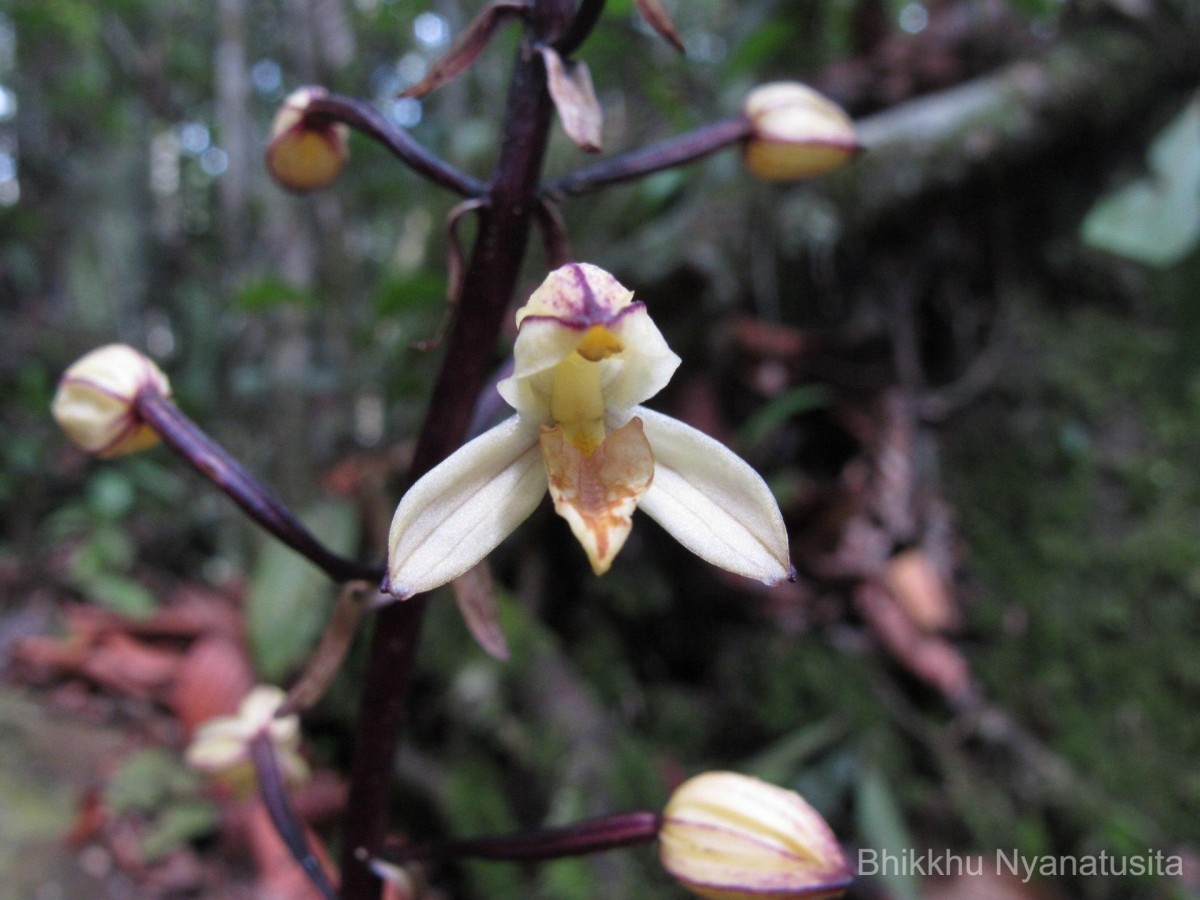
[2, 0, 1200, 897]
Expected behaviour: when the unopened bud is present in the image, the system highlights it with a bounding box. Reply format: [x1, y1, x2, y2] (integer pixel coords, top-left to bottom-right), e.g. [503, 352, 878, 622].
[742, 82, 859, 181]
[265, 87, 349, 192]
[659, 772, 852, 900]
[52, 344, 170, 458]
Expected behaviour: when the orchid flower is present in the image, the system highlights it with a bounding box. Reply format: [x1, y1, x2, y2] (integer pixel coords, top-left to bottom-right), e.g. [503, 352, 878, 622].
[384, 263, 793, 601]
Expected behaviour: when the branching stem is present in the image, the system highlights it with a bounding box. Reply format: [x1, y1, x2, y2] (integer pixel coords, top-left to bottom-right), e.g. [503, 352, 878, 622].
[134, 391, 384, 584]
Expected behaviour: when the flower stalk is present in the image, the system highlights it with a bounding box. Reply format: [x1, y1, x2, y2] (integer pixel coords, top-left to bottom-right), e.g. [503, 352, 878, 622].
[303, 93, 485, 198]
[543, 116, 752, 199]
[134, 390, 384, 584]
[250, 732, 339, 900]
[338, 4, 579, 896]
[377, 811, 662, 865]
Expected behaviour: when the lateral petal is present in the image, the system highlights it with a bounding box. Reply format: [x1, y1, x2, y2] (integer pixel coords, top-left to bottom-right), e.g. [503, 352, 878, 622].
[540, 417, 655, 575]
[633, 407, 792, 585]
[386, 416, 546, 600]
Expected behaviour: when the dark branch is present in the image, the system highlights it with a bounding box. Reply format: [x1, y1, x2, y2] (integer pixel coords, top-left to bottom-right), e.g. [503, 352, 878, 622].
[250, 733, 338, 900]
[378, 811, 662, 865]
[135, 391, 384, 584]
[305, 93, 485, 197]
[543, 115, 751, 198]
[554, 0, 607, 57]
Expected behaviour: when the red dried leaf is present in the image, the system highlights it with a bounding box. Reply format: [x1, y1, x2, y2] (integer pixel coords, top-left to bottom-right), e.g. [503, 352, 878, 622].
[278, 581, 371, 716]
[401, 2, 526, 99]
[79, 633, 181, 700]
[172, 637, 256, 739]
[856, 581, 972, 701]
[884, 548, 959, 633]
[635, 0, 686, 52]
[451, 562, 509, 661]
[538, 46, 603, 152]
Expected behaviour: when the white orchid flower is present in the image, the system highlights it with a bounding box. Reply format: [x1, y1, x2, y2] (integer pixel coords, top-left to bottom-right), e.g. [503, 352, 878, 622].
[384, 263, 793, 601]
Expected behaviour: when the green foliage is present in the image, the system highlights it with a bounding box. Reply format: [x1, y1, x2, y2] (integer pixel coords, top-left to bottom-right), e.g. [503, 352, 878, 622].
[105, 747, 219, 863]
[1082, 99, 1200, 267]
[856, 765, 921, 900]
[945, 302, 1200, 888]
[245, 500, 360, 680]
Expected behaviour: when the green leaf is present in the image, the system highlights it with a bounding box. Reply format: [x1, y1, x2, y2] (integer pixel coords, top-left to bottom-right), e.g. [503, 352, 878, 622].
[1082, 99, 1200, 268]
[246, 500, 360, 680]
[743, 717, 848, 785]
[106, 748, 200, 814]
[140, 800, 220, 862]
[85, 572, 158, 618]
[856, 765, 921, 900]
[737, 385, 832, 446]
[232, 277, 313, 312]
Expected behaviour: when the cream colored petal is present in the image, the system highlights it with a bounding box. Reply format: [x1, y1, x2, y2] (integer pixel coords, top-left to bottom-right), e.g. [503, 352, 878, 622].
[386, 416, 546, 600]
[186, 722, 252, 772]
[603, 305, 681, 409]
[633, 407, 792, 584]
[540, 417, 655, 575]
[496, 317, 583, 420]
[515, 263, 634, 326]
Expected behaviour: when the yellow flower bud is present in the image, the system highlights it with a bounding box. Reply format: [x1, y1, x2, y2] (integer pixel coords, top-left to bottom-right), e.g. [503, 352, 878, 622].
[265, 87, 349, 192]
[659, 772, 852, 900]
[743, 82, 859, 181]
[52, 344, 170, 458]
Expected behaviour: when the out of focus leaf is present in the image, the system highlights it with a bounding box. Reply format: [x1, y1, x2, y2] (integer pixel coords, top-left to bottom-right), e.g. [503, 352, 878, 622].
[540, 47, 604, 153]
[234, 278, 313, 312]
[401, 2, 525, 98]
[140, 800, 220, 862]
[738, 385, 832, 446]
[246, 501, 360, 681]
[1082, 98, 1200, 267]
[856, 765, 920, 900]
[86, 573, 159, 618]
[106, 748, 200, 814]
[744, 717, 848, 785]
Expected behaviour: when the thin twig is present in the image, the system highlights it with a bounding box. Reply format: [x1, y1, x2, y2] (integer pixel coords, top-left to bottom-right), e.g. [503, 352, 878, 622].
[134, 391, 384, 584]
[250, 733, 339, 900]
[305, 93, 486, 198]
[378, 811, 662, 864]
[542, 115, 751, 198]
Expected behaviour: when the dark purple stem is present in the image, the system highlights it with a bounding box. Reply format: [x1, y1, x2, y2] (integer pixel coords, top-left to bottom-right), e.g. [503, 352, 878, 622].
[338, 3, 579, 898]
[379, 811, 662, 865]
[306, 94, 485, 198]
[250, 732, 338, 900]
[555, 0, 607, 56]
[543, 115, 752, 198]
[134, 390, 384, 584]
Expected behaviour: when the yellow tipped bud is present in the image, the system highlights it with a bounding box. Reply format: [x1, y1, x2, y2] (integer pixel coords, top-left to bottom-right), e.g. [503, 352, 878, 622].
[660, 772, 852, 900]
[742, 82, 859, 181]
[52, 344, 170, 458]
[265, 87, 349, 192]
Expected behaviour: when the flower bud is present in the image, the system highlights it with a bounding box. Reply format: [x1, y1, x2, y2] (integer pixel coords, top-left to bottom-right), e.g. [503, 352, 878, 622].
[186, 685, 309, 793]
[659, 772, 852, 900]
[265, 87, 349, 192]
[742, 82, 859, 181]
[52, 344, 170, 458]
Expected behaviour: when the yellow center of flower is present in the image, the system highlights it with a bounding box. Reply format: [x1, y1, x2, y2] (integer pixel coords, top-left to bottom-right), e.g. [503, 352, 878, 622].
[549, 326, 623, 455]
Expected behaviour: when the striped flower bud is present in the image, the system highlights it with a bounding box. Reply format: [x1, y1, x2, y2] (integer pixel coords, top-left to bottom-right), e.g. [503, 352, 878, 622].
[265, 86, 349, 192]
[52, 344, 169, 458]
[659, 772, 852, 900]
[743, 82, 859, 182]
